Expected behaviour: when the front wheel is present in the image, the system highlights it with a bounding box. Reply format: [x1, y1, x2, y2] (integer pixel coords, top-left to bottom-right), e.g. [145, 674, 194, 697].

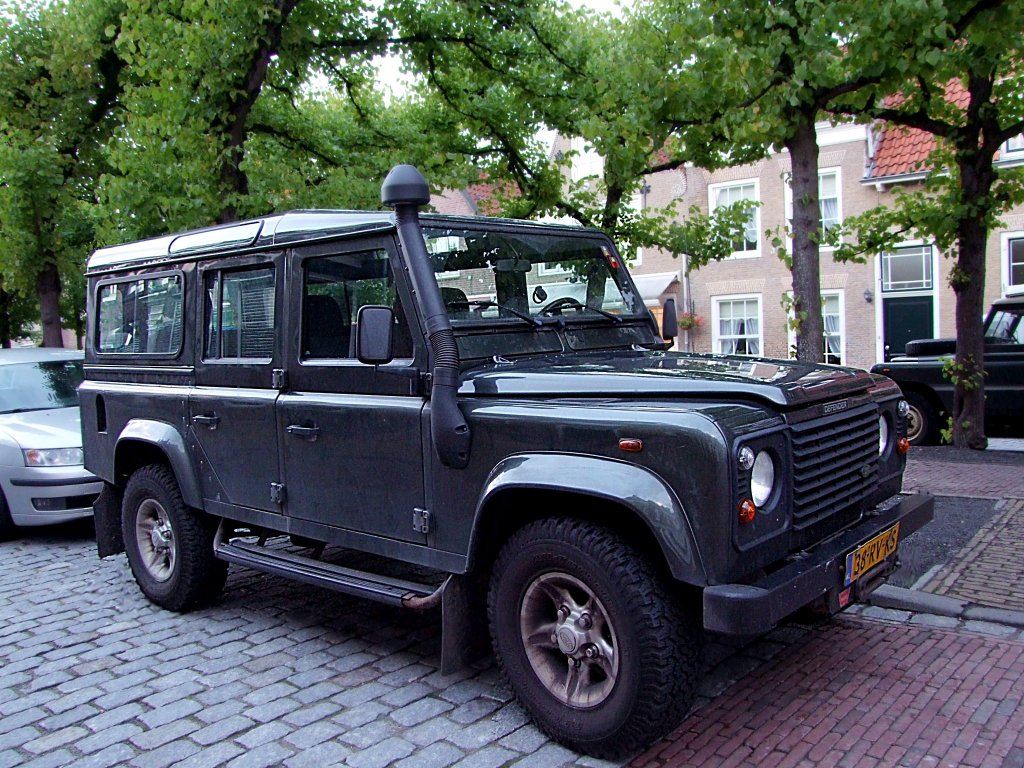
[122, 464, 227, 612]
[488, 518, 700, 758]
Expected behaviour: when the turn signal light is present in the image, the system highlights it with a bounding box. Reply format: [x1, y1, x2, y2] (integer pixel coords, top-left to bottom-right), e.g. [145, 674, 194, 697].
[618, 438, 644, 453]
[738, 499, 757, 525]
[897, 437, 910, 455]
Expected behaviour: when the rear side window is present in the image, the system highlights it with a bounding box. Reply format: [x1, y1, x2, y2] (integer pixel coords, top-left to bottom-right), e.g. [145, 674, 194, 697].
[205, 267, 276, 360]
[97, 274, 183, 355]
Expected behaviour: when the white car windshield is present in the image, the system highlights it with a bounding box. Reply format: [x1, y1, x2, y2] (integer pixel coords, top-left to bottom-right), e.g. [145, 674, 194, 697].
[0, 360, 83, 414]
[422, 227, 644, 325]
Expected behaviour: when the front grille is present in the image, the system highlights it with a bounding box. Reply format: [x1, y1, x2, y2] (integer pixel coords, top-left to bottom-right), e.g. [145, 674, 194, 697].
[790, 404, 879, 529]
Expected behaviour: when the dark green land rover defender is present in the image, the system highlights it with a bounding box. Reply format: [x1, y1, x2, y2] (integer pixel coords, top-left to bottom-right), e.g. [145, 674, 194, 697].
[82, 165, 932, 757]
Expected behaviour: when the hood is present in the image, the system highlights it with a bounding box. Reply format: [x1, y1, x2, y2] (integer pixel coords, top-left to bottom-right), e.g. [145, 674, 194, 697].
[0, 406, 83, 449]
[458, 351, 875, 408]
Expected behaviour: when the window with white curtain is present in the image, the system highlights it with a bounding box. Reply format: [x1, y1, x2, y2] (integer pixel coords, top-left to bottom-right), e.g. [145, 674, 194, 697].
[709, 180, 759, 257]
[714, 296, 761, 355]
[819, 171, 841, 236]
[785, 291, 845, 364]
[782, 169, 841, 246]
[822, 293, 843, 364]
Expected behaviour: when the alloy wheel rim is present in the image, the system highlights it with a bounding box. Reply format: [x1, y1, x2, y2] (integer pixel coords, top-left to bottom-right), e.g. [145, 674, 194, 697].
[519, 571, 619, 709]
[135, 499, 176, 582]
[906, 405, 923, 442]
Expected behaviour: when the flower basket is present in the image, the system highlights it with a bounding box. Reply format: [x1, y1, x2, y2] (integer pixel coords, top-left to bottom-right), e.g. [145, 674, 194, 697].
[678, 311, 703, 330]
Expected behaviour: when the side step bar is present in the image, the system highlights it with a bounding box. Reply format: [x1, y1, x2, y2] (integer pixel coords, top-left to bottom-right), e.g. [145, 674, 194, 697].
[215, 539, 444, 609]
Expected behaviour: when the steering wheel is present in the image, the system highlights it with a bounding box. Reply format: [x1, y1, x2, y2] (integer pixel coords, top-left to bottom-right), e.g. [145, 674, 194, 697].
[538, 296, 586, 316]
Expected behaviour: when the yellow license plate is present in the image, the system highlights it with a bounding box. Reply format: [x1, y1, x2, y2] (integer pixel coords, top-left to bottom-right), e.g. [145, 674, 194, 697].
[844, 523, 900, 586]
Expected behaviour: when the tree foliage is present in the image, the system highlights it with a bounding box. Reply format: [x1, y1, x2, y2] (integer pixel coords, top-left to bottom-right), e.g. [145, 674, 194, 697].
[826, 0, 1024, 448]
[0, 0, 124, 345]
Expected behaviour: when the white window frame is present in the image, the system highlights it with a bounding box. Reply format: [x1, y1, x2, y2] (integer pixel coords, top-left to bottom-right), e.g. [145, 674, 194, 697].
[881, 244, 934, 293]
[712, 294, 763, 356]
[1005, 134, 1024, 154]
[782, 168, 843, 252]
[708, 179, 760, 259]
[1001, 231, 1024, 293]
[786, 290, 846, 365]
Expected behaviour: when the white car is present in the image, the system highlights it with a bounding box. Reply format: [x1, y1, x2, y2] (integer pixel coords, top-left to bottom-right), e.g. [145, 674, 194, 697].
[0, 347, 102, 538]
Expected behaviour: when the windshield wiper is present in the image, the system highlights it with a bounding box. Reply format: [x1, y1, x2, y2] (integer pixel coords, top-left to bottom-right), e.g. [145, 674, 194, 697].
[538, 296, 623, 323]
[447, 298, 550, 328]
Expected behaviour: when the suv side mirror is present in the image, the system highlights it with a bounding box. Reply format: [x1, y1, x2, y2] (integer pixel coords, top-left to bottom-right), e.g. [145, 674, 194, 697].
[356, 305, 394, 365]
[661, 297, 678, 341]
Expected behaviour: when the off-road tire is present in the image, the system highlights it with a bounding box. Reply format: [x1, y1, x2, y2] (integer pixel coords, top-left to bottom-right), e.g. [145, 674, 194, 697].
[123, 464, 227, 611]
[905, 390, 941, 446]
[488, 517, 700, 758]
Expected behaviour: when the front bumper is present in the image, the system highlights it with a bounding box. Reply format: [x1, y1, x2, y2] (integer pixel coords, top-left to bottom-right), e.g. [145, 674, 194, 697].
[4, 465, 103, 526]
[703, 493, 934, 635]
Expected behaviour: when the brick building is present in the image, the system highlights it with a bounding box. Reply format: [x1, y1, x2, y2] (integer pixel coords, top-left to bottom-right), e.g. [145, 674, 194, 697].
[631, 121, 1024, 369]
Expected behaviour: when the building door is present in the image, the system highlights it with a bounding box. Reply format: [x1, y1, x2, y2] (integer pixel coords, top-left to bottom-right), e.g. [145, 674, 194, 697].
[882, 296, 934, 359]
[880, 245, 936, 360]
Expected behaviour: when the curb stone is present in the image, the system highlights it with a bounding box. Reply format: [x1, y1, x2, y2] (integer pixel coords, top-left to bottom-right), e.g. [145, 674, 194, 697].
[862, 584, 1024, 632]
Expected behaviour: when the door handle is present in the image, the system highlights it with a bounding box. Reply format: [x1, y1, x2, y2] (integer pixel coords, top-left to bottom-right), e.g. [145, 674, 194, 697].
[192, 414, 221, 429]
[286, 424, 321, 441]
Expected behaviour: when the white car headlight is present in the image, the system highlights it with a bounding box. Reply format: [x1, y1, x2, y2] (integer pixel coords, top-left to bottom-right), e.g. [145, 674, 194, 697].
[878, 415, 890, 455]
[23, 447, 84, 467]
[751, 450, 775, 507]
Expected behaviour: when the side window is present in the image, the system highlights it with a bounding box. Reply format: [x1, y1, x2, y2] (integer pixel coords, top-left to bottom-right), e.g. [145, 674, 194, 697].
[204, 267, 276, 360]
[97, 274, 183, 355]
[302, 249, 413, 359]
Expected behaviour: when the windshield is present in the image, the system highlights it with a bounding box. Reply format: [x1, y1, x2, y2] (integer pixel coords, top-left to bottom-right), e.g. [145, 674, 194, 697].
[422, 227, 645, 326]
[986, 308, 1024, 343]
[0, 360, 83, 414]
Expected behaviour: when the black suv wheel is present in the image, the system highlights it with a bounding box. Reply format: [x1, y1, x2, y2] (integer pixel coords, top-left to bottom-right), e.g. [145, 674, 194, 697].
[488, 518, 700, 758]
[122, 464, 227, 611]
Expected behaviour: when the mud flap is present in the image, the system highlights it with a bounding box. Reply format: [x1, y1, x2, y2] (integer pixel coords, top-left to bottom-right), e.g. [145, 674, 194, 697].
[93, 483, 125, 558]
[441, 573, 491, 675]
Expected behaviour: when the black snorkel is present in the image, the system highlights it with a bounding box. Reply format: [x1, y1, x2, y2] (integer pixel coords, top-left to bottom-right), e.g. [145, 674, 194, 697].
[381, 165, 471, 469]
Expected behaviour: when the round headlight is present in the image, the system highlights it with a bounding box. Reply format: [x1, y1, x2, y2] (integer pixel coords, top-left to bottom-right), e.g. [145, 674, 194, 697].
[897, 399, 910, 418]
[878, 415, 890, 455]
[751, 450, 775, 507]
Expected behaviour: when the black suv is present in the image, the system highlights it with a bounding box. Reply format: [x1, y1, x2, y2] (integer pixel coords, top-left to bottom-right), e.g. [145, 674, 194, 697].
[873, 292, 1024, 444]
[82, 166, 932, 757]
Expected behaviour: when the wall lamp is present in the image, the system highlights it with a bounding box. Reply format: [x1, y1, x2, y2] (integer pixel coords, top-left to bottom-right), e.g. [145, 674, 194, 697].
[863, 289, 874, 303]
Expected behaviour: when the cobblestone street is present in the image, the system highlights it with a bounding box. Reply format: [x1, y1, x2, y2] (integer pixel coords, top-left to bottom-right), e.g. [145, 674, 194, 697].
[4, 517, 1024, 768]
[1, 526, 609, 768]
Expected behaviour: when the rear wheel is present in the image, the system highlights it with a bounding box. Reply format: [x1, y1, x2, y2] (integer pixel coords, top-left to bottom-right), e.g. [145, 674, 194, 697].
[905, 391, 941, 446]
[122, 464, 226, 611]
[488, 518, 700, 758]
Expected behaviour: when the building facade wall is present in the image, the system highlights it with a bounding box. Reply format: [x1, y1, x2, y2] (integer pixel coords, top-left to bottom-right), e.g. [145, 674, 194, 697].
[631, 124, 1024, 370]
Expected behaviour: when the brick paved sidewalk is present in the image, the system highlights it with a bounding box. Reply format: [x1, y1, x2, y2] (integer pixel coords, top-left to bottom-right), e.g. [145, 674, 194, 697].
[902, 455, 1024, 500]
[632, 618, 1024, 768]
[921, 498, 1024, 612]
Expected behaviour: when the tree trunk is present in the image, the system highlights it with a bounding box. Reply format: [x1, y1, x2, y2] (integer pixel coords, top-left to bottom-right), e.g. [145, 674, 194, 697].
[216, 0, 301, 224]
[37, 262, 63, 347]
[949, 157, 991, 449]
[785, 112, 824, 363]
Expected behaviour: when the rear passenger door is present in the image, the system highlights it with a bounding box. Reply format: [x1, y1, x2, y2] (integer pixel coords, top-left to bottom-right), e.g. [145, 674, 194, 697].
[190, 257, 283, 514]
[278, 239, 428, 543]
